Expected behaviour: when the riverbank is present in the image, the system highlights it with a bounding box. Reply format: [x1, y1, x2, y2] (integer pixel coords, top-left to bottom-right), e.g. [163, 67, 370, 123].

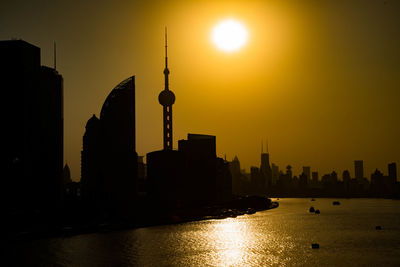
[4, 196, 278, 241]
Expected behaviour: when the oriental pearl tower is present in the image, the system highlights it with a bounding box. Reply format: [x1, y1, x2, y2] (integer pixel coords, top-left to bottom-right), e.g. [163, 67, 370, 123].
[158, 28, 175, 150]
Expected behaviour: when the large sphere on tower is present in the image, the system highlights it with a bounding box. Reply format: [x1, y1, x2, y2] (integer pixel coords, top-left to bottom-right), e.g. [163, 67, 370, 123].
[159, 90, 175, 106]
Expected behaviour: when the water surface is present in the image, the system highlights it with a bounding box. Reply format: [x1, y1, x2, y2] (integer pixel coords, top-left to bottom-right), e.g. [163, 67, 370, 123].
[12, 198, 400, 266]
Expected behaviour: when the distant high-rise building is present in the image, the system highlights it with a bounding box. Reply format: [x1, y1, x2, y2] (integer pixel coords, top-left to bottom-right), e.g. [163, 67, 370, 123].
[370, 169, 385, 197]
[312, 171, 319, 184]
[303, 166, 311, 183]
[388, 162, 397, 182]
[331, 171, 338, 183]
[286, 165, 293, 179]
[260, 152, 272, 188]
[271, 163, 279, 185]
[354, 160, 364, 182]
[230, 156, 242, 195]
[342, 170, 351, 183]
[1, 40, 63, 210]
[250, 166, 265, 195]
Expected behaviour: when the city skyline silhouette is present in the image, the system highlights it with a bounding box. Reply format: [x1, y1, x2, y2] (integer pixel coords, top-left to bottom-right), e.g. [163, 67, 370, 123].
[1, 1, 399, 180]
[2, 2, 400, 266]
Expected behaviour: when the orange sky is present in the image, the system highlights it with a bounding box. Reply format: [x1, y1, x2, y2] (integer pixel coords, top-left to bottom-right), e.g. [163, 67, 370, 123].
[1, 0, 399, 180]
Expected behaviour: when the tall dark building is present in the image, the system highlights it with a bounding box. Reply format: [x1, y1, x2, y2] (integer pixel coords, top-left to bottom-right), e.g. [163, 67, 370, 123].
[354, 160, 364, 182]
[260, 143, 272, 189]
[303, 166, 311, 184]
[230, 156, 242, 195]
[388, 162, 397, 182]
[158, 29, 175, 150]
[312, 171, 319, 184]
[1, 40, 63, 211]
[81, 76, 138, 212]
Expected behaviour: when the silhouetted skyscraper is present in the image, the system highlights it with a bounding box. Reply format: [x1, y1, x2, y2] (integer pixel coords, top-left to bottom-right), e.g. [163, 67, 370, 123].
[303, 166, 311, 183]
[230, 156, 242, 194]
[271, 163, 279, 185]
[388, 162, 397, 182]
[1, 40, 63, 210]
[260, 147, 272, 188]
[81, 76, 138, 212]
[158, 28, 175, 150]
[312, 171, 319, 184]
[354, 160, 364, 182]
[286, 165, 293, 179]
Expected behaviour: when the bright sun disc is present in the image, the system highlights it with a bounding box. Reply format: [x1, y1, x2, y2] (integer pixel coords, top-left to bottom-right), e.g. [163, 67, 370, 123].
[212, 19, 248, 52]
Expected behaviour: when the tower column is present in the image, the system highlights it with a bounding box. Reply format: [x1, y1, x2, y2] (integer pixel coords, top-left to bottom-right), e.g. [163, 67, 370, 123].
[158, 27, 175, 150]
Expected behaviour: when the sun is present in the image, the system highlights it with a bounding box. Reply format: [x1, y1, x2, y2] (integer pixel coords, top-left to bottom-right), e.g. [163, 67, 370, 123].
[212, 19, 248, 52]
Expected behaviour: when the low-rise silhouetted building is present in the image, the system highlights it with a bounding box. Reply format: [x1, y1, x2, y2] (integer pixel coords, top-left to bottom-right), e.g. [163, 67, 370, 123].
[147, 134, 232, 208]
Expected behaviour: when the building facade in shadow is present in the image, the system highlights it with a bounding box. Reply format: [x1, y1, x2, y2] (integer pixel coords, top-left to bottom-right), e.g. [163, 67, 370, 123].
[81, 76, 138, 214]
[1, 40, 63, 212]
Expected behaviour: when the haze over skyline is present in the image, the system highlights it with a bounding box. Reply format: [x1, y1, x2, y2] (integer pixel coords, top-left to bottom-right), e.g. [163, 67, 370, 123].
[1, 0, 399, 180]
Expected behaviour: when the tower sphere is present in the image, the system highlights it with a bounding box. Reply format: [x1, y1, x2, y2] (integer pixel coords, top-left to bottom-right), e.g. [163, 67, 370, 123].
[158, 90, 175, 106]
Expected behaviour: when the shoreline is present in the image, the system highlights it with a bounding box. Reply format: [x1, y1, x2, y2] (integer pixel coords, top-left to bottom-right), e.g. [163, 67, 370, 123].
[5, 197, 278, 242]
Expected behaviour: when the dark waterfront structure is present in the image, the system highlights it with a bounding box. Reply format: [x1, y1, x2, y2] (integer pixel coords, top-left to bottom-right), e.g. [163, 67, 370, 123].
[81, 76, 138, 213]
[1, 40, 63, 211]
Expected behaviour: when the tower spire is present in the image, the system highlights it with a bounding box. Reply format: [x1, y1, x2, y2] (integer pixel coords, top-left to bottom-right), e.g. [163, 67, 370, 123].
[164, 27, 169, 91]
[165, 27, 168, 68]
[54, 41, 56, 70]
[158, 27, 175, 150]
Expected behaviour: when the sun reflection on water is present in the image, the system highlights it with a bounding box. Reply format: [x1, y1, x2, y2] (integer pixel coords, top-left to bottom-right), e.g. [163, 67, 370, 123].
[207, 218, 249, 266]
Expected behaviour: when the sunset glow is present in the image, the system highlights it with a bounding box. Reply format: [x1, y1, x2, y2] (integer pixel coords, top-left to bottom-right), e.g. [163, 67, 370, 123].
[212, 19, 248, 52]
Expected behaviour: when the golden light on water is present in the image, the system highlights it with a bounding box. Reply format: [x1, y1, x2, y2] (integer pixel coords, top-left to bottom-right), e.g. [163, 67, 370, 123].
[210, 219, 247, 266]
[211, 19, 248, 52]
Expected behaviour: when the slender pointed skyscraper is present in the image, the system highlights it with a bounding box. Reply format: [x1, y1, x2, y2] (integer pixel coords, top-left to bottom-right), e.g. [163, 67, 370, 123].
[158, 27, 175, 150]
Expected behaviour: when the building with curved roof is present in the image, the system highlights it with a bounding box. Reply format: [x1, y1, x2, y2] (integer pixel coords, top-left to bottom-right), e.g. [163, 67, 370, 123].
[81, 76, 137, 212]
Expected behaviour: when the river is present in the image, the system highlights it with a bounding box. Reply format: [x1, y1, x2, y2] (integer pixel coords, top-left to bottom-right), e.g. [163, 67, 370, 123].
[9, 198, 400, 266]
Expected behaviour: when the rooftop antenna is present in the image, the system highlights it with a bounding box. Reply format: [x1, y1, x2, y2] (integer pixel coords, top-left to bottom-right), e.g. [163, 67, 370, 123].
[54, 42, 56, 70]
[266, 139, 269, 153]
[261, 140, 263, 153]
[164, 27, 170, 91]
[165, 27, 168, 69]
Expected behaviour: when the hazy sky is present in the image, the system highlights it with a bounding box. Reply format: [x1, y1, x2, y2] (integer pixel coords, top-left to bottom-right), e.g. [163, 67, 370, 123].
[1, 0, 399, 180]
